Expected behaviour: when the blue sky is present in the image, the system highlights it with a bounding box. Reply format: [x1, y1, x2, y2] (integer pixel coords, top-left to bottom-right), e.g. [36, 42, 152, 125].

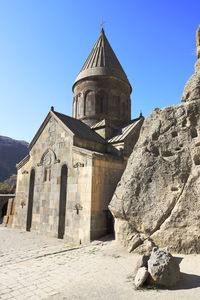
[0, 0, 200, 142]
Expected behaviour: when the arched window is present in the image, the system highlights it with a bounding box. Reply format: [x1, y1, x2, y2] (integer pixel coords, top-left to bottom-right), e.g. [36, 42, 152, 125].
[58, 165, 68, 239]
[44, 167, 51, 182]
[96, 91, 107, 114]
[121, 94, 126, 117]
[26, 168, 35, 232]
[100, 97, 104, 113]
[85, 91, 95, 116]
[77, 94, 82, 116]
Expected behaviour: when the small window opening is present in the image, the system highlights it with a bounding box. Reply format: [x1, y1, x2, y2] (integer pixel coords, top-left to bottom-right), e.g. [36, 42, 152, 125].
[100, 97, 104, 113]
[44, 168, 51, 182]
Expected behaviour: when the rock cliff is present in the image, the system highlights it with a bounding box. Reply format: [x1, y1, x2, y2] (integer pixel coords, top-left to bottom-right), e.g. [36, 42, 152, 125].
[109, 100, 200, 253]
[109, 25, 200, 254]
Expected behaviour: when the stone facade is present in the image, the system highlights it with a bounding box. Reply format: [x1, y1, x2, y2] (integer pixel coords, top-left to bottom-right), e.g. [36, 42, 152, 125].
[73, 77, 131, 130]
[12, 29, 143, 245]
[13, 111, 128, 244]
[72, 29, 132, 132]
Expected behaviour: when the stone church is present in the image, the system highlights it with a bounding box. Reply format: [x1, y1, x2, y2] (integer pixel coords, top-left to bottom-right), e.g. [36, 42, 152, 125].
[12, 28, 143, 245]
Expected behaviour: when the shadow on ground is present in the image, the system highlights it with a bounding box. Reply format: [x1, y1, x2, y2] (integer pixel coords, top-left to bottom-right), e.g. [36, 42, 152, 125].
[171, 256, 200, 290]
[173, 272, 200, 290]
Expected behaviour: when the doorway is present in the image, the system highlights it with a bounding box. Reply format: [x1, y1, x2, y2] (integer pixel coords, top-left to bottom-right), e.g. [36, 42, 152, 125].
[26, 169, 35, 231]
[58, 165, 68, 239]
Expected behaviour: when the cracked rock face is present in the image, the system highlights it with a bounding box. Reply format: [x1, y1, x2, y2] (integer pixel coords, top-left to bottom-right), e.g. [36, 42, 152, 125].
[109, 100, 200, 253]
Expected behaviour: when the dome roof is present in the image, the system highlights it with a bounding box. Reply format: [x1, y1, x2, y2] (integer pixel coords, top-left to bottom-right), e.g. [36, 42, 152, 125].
[73, 29, 131, 91]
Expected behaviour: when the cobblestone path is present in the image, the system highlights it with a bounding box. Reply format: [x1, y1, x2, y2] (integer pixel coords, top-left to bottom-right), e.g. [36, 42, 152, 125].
[0, 226, 200, 300]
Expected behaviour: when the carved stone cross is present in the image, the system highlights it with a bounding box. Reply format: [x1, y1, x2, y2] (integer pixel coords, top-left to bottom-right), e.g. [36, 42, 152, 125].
[100, 20, 105, 29]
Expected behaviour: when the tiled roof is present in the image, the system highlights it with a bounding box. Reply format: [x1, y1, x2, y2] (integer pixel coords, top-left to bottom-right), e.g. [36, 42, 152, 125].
[91, 119, 118, 129]
[29, 109, 106, 151]
[53, 111, 106, 144]
[73, 29, 131, 90]
[108, 118, 143, 143]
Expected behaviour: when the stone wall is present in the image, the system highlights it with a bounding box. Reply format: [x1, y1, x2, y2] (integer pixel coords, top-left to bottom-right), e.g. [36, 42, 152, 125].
[91, 154, 126, 239]
[13, 116, 94, 244]
[13, 113, 127, 245]
[73, 77, 131, 128]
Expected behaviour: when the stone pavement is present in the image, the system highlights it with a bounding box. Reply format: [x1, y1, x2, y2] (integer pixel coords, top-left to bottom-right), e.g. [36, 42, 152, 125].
[1, 225, 200, 300]
[0, 226, 137, 300]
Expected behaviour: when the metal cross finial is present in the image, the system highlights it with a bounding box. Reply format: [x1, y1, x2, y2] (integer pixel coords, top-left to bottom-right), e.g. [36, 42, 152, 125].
[100, 20, 105, 29]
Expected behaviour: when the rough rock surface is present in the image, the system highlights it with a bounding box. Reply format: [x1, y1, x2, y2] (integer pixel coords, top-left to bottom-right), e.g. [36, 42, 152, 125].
[181, 72, 200, 102]
[148, 248, 180, 288]
[133, 254, 150, 276]
[181, 26, 200, 102]
[109, 99, 200, 253]
[134, 267, 149, 288]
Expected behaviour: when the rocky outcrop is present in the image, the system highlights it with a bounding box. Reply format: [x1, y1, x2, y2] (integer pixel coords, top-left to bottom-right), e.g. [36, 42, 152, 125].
[181, 25, 200, 102]
[109, 99, 200, 253]
[181, 72, 200, 102]
[109, 25, 200, 254]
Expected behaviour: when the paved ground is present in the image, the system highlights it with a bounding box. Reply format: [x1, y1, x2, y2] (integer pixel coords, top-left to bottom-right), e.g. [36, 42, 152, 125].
[0, 225, 200, 300]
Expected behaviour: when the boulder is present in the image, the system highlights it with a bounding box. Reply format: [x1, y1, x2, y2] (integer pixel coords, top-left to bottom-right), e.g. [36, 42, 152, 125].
[148, 248, 180, 288]
[133, 254, 150, 276]
[109, 99, 200, 253]
[134, 267, 149, 288]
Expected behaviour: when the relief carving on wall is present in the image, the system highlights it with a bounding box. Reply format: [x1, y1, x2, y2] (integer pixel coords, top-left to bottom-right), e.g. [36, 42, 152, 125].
[37, 148, 60, 167]
[74, 203, 83, 214]
[73, 162, 84, 168]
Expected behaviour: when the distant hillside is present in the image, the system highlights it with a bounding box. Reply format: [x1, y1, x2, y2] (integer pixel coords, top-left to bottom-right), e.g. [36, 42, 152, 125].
[0, 136, 29, 182]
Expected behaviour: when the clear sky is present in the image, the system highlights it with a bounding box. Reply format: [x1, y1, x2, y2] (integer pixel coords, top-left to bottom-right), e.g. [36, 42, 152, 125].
[0, 0, 200, 142]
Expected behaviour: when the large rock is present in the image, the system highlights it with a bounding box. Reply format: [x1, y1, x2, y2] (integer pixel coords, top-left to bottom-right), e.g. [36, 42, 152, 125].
[134, 267, 149, 288]
[133, 254, 150, 276]
[109, 99, 200, 253]
[148, 248, 180, 287]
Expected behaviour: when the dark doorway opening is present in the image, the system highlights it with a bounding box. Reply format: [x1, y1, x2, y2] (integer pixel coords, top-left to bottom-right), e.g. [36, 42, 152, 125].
[0, 201, 8, 224]
[58, 165, 68, 239]
[26, 169, 35, 231]
[107, 210, 114, 236]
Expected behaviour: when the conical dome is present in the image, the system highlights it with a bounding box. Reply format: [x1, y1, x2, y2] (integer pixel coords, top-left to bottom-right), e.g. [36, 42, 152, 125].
[73, 29, 131, 91]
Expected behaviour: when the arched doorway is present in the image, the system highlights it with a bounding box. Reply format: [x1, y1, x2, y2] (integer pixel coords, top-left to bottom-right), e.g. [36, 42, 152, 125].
[26, 169, 35, 231]
[58, 165, 68, 239]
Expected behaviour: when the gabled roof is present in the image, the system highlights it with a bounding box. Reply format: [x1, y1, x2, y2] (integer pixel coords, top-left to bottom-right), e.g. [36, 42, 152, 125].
[108, 117, 144, 143]
[73, 29, 131, 90]
[53, 111, 106, 143]
[29, 109, 105, 150]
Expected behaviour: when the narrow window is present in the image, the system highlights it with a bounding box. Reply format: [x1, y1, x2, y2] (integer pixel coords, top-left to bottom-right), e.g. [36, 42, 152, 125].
[44, 168, 51, 182]
[100, 97, 104, 113]
[44, 169, 48, 182]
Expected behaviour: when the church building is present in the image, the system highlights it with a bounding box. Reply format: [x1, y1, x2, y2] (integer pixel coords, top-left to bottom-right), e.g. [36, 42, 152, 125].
[12, 29, 144, 244]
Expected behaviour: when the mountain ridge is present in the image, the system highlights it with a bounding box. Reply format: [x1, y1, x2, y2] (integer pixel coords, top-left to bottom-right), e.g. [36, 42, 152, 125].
[0, 135, 29, 182]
